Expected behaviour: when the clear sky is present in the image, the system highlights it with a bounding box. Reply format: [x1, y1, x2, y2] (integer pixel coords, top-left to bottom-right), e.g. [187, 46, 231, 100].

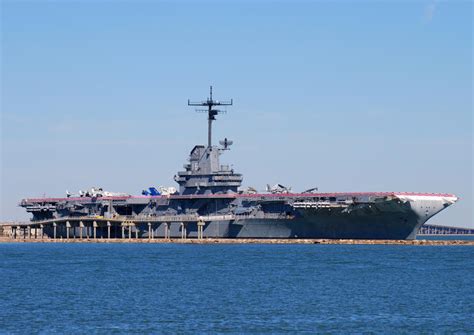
[1, 1, 472, 227]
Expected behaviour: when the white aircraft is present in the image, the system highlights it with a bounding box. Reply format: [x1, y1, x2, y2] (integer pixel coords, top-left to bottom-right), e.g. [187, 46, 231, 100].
[68, 187, 129, 198]
[266, 184, 292, 194]
[240, 186, 258, 194]
[157, 186, 178, 196]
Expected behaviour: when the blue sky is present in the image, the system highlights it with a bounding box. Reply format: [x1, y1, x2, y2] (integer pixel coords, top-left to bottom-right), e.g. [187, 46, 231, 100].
[1, 1, 472, 227]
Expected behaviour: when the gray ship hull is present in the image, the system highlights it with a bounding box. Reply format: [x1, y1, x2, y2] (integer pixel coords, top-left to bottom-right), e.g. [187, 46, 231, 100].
[138, 217, 421, 240]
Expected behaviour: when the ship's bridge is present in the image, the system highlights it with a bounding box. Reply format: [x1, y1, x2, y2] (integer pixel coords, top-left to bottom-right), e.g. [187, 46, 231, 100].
[175, 145, 243, 195]
[176, 87, 242, 195]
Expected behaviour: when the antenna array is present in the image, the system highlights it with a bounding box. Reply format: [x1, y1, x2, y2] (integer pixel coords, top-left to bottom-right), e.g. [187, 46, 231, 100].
[188, 86, 233, 148]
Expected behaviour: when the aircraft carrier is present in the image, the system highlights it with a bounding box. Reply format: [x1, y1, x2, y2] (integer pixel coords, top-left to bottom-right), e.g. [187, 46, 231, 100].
[19, 87, 458, 240]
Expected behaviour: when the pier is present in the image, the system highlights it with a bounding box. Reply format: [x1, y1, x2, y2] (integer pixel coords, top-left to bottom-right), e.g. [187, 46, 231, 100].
[0, 221, 472, 245]
[0, 215, 238, 241]
[0, 213, 293, 241]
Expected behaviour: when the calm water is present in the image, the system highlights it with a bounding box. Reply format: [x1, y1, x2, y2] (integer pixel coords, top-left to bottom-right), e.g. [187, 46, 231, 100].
[1, 243, 473, 334]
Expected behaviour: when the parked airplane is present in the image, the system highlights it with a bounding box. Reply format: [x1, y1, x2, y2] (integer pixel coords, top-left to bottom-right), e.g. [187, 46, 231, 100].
[266, 184, 292, 194]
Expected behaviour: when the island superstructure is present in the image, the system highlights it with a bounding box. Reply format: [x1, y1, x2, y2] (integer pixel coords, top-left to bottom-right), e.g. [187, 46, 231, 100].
[19, 87, 458, 240]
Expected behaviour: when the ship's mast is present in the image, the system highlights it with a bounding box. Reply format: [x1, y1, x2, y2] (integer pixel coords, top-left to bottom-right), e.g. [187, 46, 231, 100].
[188, 86, 233, 148]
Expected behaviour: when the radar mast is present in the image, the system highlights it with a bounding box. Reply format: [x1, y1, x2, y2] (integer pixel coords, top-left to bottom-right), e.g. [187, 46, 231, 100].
[188, 86, 233, 148]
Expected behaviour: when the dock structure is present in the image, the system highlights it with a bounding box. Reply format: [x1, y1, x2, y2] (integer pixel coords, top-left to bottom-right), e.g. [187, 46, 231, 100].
[1, 220, 473, 241]
[0, 214, 237, 240]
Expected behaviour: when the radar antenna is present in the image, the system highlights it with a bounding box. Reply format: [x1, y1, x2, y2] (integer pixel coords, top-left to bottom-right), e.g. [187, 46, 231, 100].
[219, 137, 233, 150]
[188, 86, 233, 148]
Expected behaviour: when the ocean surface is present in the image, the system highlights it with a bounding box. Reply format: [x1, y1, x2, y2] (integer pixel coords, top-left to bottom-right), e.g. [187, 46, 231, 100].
[1, 243, 473, 334]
